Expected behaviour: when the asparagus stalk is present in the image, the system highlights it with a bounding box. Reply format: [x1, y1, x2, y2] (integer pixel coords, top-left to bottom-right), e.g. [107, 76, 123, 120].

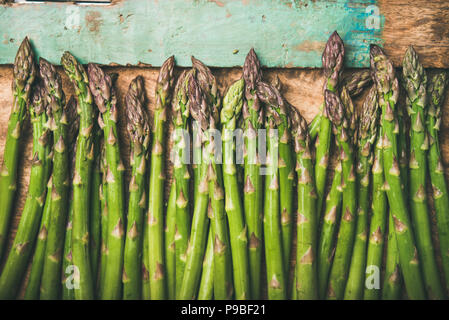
[123, 76, 150, 300]
[23, 179, 52, 300]
[171, 70, 192, 296]
[62, 201, 74, 300]
[309, 69, 372, 140]
[290, 105, 318, 299]
[197, 228, 214, 300]
[314, 31, 344, 221]
[257, 81, 287, 300]
[88, 63, 126, 300]
[426, 72, 449, 294]
[0, 80, 52, 299]
[382, 212, 403, 300]
[165, 182, 177, 300]
[317, 153, 343, 298]
[61, 52, 96, 299]
[98, 139, 108, 297]
[221, 78, 252, 300]
[39, 58, 73, 300]
[325, 89, 357, 300]
[364, 126, 388, 300]
[242, 49, 264, 299]
[370, 44, 425, 300]
[61, 96, 78, 300]
[345, 86, 379, 299]
[147, 56, 175, 300]
[208, 99, 233, 300]
[403, 46, 445, 299]
[0, 37, 37, 260]
[89, 127, 102, 288]
[178, 75, 211, 299]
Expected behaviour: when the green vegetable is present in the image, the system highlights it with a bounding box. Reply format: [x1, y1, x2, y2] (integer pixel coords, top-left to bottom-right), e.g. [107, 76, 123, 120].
[0, 80, 52, 299]
[290, 105, 318, 300]
[345, 86, 379, 299]
[88, 63, 126, 300]
[314, 31, 344, 219]
[147, 56, 175, 300]
[325, 89, 357, 300]
[370, 44, 425, 300]
[61, 52, 95, 299]
[426, 72, 449, 294]
[123, 76, 150, 300]
[242, 49, 264, 299]
[0, 37, 37, 260]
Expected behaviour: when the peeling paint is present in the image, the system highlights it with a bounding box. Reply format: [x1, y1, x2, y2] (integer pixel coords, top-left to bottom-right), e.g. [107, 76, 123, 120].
[85, 11, 102, 33]
[295, 40, 325, 53]
[0, 0, 383, 67]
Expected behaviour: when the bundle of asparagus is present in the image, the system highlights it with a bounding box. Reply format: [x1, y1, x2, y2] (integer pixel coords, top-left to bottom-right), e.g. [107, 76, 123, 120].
[1, 33, 449, 301]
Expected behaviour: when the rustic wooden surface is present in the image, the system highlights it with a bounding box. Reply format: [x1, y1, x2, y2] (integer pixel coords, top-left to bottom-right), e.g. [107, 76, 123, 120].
[1, 0, 449, 68]
[1, 60, 449, 297]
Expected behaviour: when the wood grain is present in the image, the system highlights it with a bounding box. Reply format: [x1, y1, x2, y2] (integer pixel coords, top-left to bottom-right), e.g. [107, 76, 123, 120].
[379, 0, 449, 68]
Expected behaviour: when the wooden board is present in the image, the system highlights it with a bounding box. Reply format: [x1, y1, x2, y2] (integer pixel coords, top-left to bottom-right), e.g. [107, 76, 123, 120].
[1, 1, 448, 68]
[1, 0, 382, 68]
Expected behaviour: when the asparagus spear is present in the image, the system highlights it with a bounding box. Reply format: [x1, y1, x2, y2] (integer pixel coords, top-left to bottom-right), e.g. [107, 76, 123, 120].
[62, 202, 74, 300]
[39, 58, 72, 300]
[0, 80, 52, 299]
[364, 126, 388, 300]
[171, 70, 192, 296]
[257, 81, 287, 300]
[178, 75, 211, 299]
[315, 31, 344, 222]
[325, 89, 357, 300]
[382, 212, 403, 300]
[165, 182, 177, 300]
[147, 56, 175, 300]
[123, 76, 150, 300]
[370, 44, 425, 300]
[221, 78, 252, 300]
[317, 153, 342, 298]
[197, 228, 214, 300]
[61, 96, 79, 300]
[88, 63, 126, 300]
[61, 52, 96, 299]
[403, 46, 445, 299]
[345, 86, 379, 299]
[290, 105, 318, 299]
[242, 49, 264, 299]
[89, 126, 102, 288]
[23, 179, 52, 300]
[426, 72, 449, 293]
[98, 139, 109, 297]
[208, 91, 233, 300]
[0, 37, 37, 260]
[309, 69, 372, 140]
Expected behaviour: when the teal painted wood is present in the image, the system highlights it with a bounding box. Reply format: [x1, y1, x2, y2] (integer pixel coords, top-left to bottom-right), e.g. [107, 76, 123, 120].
[0, 0, 383, 67]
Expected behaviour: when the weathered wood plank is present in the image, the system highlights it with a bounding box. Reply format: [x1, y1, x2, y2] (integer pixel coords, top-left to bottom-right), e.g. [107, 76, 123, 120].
[0, 0, 382, 67]
[379, 0, 449, 69]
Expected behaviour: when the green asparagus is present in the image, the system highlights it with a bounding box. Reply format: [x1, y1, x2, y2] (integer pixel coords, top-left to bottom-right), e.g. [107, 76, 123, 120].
[0, 80, 52, 299]
[403, 46, 444, 299]
[123, 76, 150, 300]
[315, 31, 344, 222]
[242, 49, 264, 299]
[345, 86, 379, 299]
[290, 105, 318, 299]
[0, 37, 37, 260]
[147, 56, 175, 300]
[370, 44, 425, 300]
[426, 72, 449, 294]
